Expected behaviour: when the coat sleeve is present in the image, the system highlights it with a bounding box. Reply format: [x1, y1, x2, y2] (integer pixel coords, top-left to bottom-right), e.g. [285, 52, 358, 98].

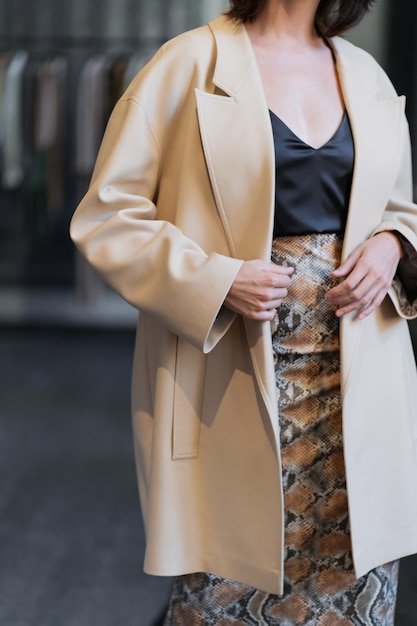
[70, 93, 243, 353]
[371, 110, 417, 318]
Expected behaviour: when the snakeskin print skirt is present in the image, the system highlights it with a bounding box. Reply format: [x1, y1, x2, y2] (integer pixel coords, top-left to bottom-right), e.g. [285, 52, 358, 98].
[164, 234, 399, 626]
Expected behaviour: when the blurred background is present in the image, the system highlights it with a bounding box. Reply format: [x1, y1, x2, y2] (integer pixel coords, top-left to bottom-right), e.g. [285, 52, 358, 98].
[0, 0, 417, 624]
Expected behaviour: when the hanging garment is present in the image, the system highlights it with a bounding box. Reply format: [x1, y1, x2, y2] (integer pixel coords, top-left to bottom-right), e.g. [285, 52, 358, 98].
[75, 55, 112, 179]
[108, 57, 128, 116]
[34, 56, 68, 216]
[74, 54, 114, 305]
[0, 52, 11, 174]
[1, 51, 28, 189]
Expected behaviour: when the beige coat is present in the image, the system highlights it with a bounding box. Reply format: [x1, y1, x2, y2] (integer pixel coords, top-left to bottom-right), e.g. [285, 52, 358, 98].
[70, 14, 417, 594]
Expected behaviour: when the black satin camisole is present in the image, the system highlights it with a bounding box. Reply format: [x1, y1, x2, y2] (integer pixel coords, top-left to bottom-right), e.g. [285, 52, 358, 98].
[270, 109, 355, 238]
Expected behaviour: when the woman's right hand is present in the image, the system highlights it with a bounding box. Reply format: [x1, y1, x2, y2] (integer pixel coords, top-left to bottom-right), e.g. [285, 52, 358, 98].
[224, 260, 294, 321]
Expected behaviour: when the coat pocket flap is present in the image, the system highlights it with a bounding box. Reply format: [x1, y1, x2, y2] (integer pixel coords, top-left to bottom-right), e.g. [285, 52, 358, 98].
[172, 338, 206, 460]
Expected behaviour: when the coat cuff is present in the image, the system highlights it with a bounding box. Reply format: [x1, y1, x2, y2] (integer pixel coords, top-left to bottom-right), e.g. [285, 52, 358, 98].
[393, 231, 417, 304]
[372, 228, 417, 317]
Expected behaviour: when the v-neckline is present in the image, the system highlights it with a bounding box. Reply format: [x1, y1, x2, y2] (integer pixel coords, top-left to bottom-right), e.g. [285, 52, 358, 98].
[269, 109, 347, 152]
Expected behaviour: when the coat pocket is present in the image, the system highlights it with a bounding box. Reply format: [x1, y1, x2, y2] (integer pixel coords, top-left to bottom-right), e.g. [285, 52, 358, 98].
[172, 338, 206, 460]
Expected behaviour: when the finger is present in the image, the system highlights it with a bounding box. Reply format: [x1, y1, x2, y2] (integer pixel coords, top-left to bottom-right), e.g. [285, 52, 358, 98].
[269, 264, 295, 276]
[356, 300, 374, 320]
[257, 289, 289, 308]
[333, 287, 375, 316]
[331, 248, 361, 278]
[335, 300, 369, 318]
[272, 276, 293, 290]
[263, 274, 293, 290]
[243, 288, 290, 320]
[334, 281, 382, 317]
[262, 296, 288, 310]
[327, 267, 367, 304]
[328, 272, 376, 309]
[247, 308, 280, 321]
[330, 258, 394, 309]
[357, 290, 386, 319]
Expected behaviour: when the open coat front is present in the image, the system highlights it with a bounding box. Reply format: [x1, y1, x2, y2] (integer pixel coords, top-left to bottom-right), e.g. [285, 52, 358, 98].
[70, 15, 417, 594]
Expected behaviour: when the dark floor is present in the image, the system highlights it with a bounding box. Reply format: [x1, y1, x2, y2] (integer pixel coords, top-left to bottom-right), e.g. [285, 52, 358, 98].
[0, 327, 416, 625]
[0, 328, 171, 626]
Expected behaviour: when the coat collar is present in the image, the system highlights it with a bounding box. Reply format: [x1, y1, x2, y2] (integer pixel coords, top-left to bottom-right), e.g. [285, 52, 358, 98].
[209, 15, 383, 100]
[209, 15, 257, 97]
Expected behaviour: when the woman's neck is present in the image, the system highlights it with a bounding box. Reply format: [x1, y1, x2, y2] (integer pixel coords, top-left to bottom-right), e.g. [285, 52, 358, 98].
[246, 0, 322, 48]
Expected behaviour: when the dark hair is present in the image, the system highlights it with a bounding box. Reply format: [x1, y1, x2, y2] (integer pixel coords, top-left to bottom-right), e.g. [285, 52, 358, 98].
[226, 0, 376, 38]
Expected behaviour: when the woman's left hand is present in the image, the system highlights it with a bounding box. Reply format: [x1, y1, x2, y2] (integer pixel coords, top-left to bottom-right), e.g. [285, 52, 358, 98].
[326, 231, 403, 319]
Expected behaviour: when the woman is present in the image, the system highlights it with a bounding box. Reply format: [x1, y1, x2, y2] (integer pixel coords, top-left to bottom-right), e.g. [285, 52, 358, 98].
[70, 0, 417, 623]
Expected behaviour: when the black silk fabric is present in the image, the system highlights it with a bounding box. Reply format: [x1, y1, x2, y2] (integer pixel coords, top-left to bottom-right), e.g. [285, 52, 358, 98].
[270, 110, 354, 238]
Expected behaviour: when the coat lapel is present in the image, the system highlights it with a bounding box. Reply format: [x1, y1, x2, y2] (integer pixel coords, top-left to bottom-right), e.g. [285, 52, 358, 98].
[197, 17, 275, 262]
[197, 16, 280, 439]
[330, 37, 405, 395]
[331, 37, 405, 259]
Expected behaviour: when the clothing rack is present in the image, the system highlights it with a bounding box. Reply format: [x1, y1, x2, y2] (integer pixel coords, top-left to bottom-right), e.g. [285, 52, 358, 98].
[0, 0, 218, 327]
[0, 42, 155, 320]
[0, 34, 165, 51]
